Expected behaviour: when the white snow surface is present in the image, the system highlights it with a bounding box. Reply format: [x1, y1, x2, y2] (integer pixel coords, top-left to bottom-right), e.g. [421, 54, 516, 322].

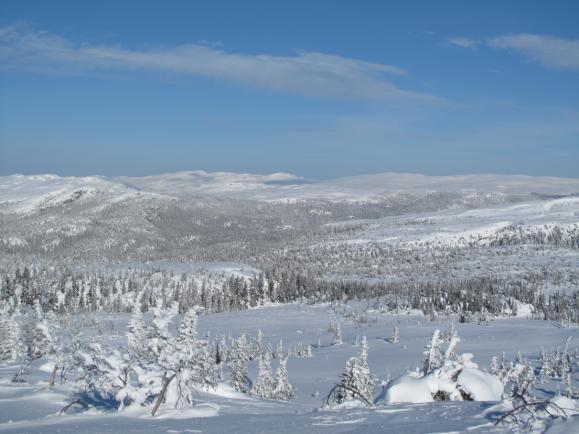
[1, 302, 577, 433]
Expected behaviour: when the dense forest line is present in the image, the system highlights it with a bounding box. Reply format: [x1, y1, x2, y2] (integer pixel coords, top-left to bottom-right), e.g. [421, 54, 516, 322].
[1, 265, 577, 323]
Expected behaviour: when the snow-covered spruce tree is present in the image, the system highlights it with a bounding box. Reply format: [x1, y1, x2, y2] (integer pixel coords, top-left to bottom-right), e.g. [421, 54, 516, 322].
[554, 337, 572, 379]
[422, 329, 442, 375]
[252, 329, 262, 361]
[328, 319, 338, 334]
[48, 317, 84, 386]
[332, 322, 343, 346]
[42, 311, 61, 386]
[165, 309, 218, 410]
[142, 304, 181, 416]
[539, 349, 552, 384]
[508, 361, 536, 400]
[0, 309, 23, 362]
[295, 341, 312, 358]
[147, 304, 178, 362]
[147, 306, 218, 414]
[563, 372, 573, 398]
[272, 356, 294, 400]
[127, 300, 147, 363]
[215, 341, 223, 365]
[20, 302, 51, 361]
[489, 355, 500, 374]
[443, 333, 460, 361]
[229, 334, 250, 393]
[251, 350, 274, 399]
[335, 336, 373, 404]
[390, 326, 400, 344]
[275, 339, 284, 359]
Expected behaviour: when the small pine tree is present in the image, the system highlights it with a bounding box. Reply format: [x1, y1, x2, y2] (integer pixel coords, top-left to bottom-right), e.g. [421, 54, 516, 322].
[510, 362, 535, 399]
[390, 326, 400, 344]
[276, 339, 284, 359]
[444, 334, 460, 361]
[127, 301, 147, 363]
[295, 341, 313, 358]
[252, 329, 263, 361]
[489, 355, 500, 376]
[539, 349, 552, 384]
[332, 322, 343, 346]
[272, 357, 294, 400]
[147, 305, 177, 362]
[563, 372, 573, 398]
[336, 336, 373, 404]
[0, 311, 21, 362]
[422, 329, 442, 375]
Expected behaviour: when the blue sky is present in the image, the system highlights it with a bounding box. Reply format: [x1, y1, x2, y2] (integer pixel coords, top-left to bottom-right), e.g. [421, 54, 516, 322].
[1, 0, 578, 178]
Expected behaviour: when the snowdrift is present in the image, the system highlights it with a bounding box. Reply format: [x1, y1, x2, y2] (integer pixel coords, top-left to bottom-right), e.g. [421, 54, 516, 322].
[386, 353, 503, 404]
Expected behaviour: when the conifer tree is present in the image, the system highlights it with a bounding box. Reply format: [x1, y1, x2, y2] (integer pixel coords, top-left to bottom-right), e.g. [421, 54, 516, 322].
[332, 322, 343, 346]
[229, 334, 250, 393]
[336, 336, 373, 404]
[422, 329, 442, 375]
[272, 357, 294, 400]
[252, 351, 274, 398]
[390, 326, 400, 344]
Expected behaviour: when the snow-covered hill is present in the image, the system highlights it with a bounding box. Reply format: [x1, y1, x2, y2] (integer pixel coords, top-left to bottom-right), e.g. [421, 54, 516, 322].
[2, 171, 579, 214]
[0, 174, 148, 214]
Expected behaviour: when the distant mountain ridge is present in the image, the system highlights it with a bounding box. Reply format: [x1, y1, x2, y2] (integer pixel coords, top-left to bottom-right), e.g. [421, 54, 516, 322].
[2, 171, 579, 213]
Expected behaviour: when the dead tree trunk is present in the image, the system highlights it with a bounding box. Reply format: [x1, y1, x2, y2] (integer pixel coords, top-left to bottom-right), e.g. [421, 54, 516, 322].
[49, 364, 58, 386]
[151, 372, 176, 417]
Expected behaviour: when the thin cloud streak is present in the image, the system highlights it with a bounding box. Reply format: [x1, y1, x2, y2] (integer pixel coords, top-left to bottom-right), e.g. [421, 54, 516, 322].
[0, 24, 440, 103]
[489, 33, 579, 71]
[447, 37, 478, 49]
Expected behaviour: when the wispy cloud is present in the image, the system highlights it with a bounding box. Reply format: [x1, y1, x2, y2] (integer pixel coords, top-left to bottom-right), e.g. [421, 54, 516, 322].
[488, 33, 579, 71]
[447, 37, 478, 49]
[0, 24, 439, 103]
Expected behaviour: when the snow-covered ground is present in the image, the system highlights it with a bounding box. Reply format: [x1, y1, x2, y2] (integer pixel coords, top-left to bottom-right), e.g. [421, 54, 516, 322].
[1, 303, 577, 433]
[319, 196, 579, 249]
[1, 170, 578, 433]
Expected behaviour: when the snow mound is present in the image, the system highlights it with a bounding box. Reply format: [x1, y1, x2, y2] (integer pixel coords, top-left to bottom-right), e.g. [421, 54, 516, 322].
[386, 354, 503, 404]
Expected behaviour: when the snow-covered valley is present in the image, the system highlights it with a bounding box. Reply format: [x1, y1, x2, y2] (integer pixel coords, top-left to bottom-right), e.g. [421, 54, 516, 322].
[1, 171, 578, 433]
